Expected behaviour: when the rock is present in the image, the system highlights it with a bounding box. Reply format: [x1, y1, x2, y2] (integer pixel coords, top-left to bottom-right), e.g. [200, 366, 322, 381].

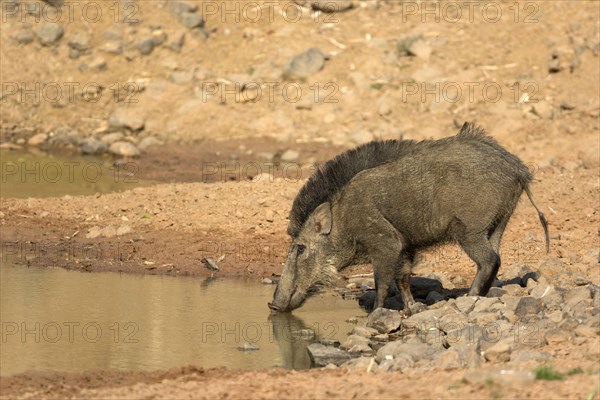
[455, 296, 478, 313]
[283, 48, 326, 80]
[532, 101, 554, 119]
[340, 335, 372, 354]
[503, 284, 527, 296]
[446, 325, 486, 349]
[138, 136, 162, 150]
[433, 348, 463, 370]
[438, 312, 468, 332]
[544, 328, 572, 345]
[138, 37, 155, 55]
[16, 31, 34, 44]
[86, 226, 102, 239]
[35, 22, 63, 46]
[108, 108, 145, 131]
[366, 308, 403, 333]
[307, 343, 351, 367]
[500, 264, 537, 286]
[116, 225, 133, 236]
[100, 226, 116, 238]
[169, 1, 198, 15]
[510, 350, 551, 366]
[530, 283, 556, 299]
[574, 325, 598, 338]
[408, 40, 432, 60]
[500, 294, 521, 312]
[109, 141, 140, 157]
[80, 137, 107, 155]
[99, 41, 122, 54]
[342, 356, 377, 371]
[352, 326, 378, 338]
[101, 132, 125, 145]
[311, 0, 353, 13]
[565, 286, 592, 306]
[89, 57, 107, 72]
[68, 32, 91, 51]
[483, 337, 514, 363]
[548, 57, 562, 73]
[376, 353, 414, 372]
[463, 369, 535, 386]
[411, 277, 443, 299]
[151, 30, 167, 46]
[27, 133, 47, 146]
[472, 297, 501, 313]
[515, 297, 543, 317]
[376, 341, 434, 363]
[167, 31, 186, 52]
[281, 150, 299, 162]
[538, 258, 562, 280]
[487, 287, 507, 297]
[238, 342, 259, 351]
[397, 35, 420, 56]
[425, 291, 444, 305]
[179, 12, 205, 29]
[319, 338, 340, 347]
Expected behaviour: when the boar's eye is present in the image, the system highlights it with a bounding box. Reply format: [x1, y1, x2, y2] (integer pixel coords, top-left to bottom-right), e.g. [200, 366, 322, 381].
[296, 244, 306, 256]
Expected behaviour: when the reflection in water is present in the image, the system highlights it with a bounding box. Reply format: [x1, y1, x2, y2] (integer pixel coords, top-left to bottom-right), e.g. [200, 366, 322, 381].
[0, 149, 148, 198]
[269, 313, 315, 370]
[0, 262, 363, 376]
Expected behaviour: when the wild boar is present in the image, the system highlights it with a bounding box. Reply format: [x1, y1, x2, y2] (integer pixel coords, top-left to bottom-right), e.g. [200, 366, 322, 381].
[268, 123, 549, 313]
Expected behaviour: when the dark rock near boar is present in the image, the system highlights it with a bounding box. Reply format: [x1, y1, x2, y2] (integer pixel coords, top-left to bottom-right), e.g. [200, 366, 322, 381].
[269, 123, 550, 314]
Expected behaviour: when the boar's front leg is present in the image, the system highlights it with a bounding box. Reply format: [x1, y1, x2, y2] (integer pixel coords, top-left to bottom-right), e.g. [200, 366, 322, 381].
[395, 252, 415, 309]
[366, 239, 404, 311]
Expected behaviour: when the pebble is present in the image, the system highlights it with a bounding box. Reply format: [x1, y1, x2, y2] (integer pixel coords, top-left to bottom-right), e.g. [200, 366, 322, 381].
[281, 150, 300, 162]
[68, 32, 92, 51]
[179, 12, 205, 29]
[138, 38, 155, 55]
[16, 31, 34, 44]
[283, 48, 326, 80]
[238, 342, 259, 351]
[307, 343, 351, 367]
[408, 39, 432, 60]
[116, 225, 133, 236]
[366, 308, 403, 333]
[80, 137, 107, 155]
[108, 108, 145, 131]
[109, 141, 141, 157]
[35, 22, 64, 46]
[311, 0, 353, 13]
[27, 133, 47, 146]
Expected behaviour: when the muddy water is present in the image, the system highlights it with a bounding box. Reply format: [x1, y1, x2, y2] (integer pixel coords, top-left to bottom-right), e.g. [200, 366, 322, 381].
[0, 262, 364, 376]
[0, 150, 146, 198]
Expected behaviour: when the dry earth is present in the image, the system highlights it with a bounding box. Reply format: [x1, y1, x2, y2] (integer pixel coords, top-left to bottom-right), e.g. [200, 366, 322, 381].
[1, 0, 599, 398]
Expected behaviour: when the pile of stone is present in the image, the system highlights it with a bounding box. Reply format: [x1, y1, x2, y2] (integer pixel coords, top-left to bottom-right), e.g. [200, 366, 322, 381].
[308, 274, 599, 374]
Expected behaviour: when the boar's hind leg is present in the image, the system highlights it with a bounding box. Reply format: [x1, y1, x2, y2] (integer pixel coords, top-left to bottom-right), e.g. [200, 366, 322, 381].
[451, 220, 500, 296]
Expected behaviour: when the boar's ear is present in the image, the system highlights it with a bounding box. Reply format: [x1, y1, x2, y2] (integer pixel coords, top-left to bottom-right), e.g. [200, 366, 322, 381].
[313, 202, 332, 235]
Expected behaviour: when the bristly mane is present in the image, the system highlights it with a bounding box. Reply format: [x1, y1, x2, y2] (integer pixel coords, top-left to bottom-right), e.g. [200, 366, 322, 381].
[287, 122, 508, 237]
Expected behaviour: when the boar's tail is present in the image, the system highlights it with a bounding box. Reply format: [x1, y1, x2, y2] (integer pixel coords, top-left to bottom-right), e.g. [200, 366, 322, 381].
[524, 186, 550, 253]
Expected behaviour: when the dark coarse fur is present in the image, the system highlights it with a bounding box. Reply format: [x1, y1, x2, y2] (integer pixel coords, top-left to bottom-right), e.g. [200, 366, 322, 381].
[288, 122, 533, 238]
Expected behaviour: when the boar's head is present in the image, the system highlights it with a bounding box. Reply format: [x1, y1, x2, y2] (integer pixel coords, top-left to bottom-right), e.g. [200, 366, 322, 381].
[268, 202, 340, 313]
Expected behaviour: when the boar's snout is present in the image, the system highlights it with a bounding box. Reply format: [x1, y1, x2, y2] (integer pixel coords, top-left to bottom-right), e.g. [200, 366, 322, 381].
[267, 302, 281, 313]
